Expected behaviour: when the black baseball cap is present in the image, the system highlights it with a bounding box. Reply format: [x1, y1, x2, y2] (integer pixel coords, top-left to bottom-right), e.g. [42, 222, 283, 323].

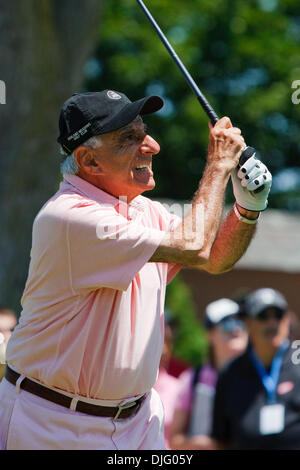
[57, 90, 164, 155]
[244, 288, 288, 318]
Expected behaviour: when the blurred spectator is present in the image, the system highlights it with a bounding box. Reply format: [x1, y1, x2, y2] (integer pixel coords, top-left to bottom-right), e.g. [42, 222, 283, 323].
[169, 298, 248, 450]
[212, 288, 300, 450]
[0, 308, 17, 381]
[167, 354, 189, 379]
[154, 313, 180, 449]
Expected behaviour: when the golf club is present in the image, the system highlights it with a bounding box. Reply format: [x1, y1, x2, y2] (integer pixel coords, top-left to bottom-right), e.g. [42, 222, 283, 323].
[136, 0, 265, 192]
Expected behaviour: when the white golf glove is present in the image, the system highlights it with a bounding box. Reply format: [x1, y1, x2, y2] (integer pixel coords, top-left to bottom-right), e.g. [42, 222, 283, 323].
[231, 153, 272, 211]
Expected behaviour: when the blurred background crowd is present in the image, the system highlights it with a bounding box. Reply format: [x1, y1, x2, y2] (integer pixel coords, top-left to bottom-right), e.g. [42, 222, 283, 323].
[1, 0, 300, 450]
[155, 288, 300, 450]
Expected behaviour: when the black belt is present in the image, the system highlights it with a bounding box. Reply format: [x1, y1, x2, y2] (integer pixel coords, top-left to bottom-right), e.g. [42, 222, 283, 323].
[5, 366, 146, 420]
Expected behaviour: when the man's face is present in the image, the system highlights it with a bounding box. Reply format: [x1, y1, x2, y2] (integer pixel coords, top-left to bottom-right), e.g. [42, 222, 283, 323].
[210, 316, 248, 359]
[91, 117, 160, 201]
[246, 307, 289, 349]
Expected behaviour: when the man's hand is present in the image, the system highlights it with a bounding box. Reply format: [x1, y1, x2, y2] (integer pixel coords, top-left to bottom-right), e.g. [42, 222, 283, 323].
[150, 116, 250, 268]
[207, 117, 246, 174]
[231, 154, 272, 211]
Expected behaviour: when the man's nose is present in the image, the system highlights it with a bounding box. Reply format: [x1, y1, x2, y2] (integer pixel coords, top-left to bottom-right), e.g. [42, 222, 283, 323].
[140, 135, 160, 155]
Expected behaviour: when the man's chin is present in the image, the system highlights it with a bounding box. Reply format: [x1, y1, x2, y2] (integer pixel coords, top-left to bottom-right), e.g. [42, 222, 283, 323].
[263, 327, 279, 339]
[136, 179, 156, 192]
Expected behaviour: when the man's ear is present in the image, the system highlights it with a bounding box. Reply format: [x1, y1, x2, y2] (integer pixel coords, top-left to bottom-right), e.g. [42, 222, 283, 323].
[74, 147, 103, 175]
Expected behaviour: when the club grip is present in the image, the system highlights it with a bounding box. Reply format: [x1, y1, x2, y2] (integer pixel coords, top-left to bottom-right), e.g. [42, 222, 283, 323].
[239, 146, 255, 166]
[239, 146, 265, 194]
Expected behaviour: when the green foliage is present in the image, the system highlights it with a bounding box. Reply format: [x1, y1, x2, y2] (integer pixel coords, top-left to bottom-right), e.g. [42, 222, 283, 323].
[165, 276, 208, 366]
[84, 0, 300, 209]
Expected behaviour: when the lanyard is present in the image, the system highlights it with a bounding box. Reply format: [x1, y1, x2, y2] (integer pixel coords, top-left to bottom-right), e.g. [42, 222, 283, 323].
[249, 340, 289, 404]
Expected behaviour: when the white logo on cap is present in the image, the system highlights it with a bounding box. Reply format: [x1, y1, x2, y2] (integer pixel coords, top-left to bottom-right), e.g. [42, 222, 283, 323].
[107, 90, 122, 100]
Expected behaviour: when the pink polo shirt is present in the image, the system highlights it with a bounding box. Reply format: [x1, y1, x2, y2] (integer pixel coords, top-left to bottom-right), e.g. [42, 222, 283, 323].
[6, 175, 181, 400]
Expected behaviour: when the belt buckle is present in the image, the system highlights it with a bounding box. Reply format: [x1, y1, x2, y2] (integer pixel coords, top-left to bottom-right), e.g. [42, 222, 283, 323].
[113, 400, 137, 421]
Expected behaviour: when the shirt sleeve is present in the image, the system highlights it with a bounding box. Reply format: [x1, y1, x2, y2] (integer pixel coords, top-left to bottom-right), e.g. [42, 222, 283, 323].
[67, 204, 166, 292]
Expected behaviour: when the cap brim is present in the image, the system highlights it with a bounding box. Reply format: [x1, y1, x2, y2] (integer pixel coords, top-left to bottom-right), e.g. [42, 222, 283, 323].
[137, 95, 164, 115]
[96, 95, 164, 134]
[250, 304, 286, 317]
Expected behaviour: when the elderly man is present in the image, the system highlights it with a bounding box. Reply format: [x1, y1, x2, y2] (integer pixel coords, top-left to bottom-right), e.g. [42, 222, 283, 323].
[0, 90, 271, 450]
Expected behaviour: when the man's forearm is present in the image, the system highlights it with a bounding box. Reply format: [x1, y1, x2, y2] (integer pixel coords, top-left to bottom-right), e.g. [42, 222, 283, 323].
[200, 204, 258, 274]
[149, 163, 230, 266]
[150, 117, 247, 267]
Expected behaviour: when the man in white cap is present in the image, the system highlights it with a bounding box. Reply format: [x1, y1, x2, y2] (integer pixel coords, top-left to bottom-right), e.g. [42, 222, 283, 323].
[0, 89, 271, 450]
[212, 288, 300, 450]
[169, 298, 248, 449]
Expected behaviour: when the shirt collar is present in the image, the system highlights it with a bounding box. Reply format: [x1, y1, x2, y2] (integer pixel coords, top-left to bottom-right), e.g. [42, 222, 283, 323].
[61, 174, 147, 212]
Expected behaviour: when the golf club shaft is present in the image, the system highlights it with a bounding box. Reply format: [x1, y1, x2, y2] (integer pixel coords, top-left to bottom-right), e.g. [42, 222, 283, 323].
[136, 0, 219, 124]
[136, 0, 265, 189]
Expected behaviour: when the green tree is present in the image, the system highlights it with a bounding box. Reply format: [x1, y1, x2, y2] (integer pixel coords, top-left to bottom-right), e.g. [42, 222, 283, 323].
[0, 0, 104, 312]
[165, 276, 208, 366]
